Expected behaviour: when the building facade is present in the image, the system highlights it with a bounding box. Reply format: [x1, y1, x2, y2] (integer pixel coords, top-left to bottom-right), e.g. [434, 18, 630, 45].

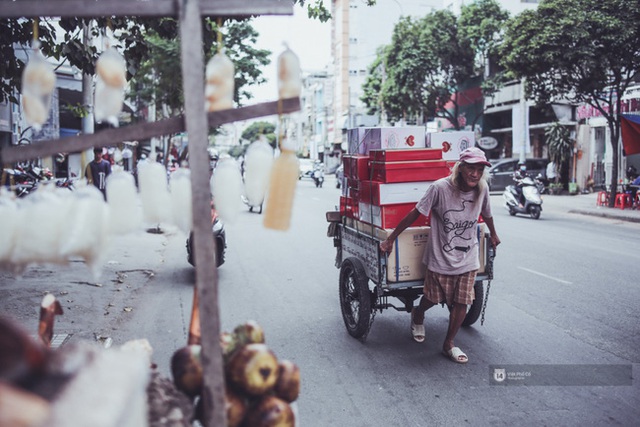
[330, 0, 440, 152]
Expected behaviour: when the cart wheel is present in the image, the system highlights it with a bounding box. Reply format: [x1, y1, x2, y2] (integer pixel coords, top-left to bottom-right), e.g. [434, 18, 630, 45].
[258, 203, 263, 214]
[462, 281, 484, 327]
[249, 206, 253, 212]
[339, 258, 372, 339]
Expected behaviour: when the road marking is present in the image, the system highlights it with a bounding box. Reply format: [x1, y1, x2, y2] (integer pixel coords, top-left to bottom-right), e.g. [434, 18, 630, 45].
[518, 267, 573, 284]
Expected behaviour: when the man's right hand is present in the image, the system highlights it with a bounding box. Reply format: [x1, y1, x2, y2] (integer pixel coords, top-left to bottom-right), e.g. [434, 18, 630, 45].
[379, 239, 393, 253]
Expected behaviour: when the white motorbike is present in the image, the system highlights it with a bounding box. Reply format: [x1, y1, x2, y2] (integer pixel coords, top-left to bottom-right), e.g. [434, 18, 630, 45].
[503, 176, 543, 219]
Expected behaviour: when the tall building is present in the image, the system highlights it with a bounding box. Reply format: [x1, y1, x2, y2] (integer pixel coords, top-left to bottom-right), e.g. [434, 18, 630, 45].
[330, 0, 440, 151]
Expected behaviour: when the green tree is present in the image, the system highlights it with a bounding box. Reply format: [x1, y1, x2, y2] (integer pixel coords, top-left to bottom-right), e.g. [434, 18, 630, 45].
[500, 0, 640, 205]
[360, 46, 386, 116]
[0, 0, 338, 105]
[129, 19, 271, 118]
[458, 0, 510, 102]
[361, 0, 508, 129]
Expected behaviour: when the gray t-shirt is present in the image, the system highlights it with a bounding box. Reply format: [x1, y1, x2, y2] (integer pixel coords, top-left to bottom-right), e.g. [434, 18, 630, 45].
[415, 177, 492, 275]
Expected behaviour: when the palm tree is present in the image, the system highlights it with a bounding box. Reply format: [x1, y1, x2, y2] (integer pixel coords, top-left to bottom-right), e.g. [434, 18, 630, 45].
[545, 122, 574, 189]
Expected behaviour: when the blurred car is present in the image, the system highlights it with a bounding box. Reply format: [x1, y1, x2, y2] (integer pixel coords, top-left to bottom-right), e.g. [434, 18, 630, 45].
[335, 164, 344, 189]
[299, 158, 314, 180]
[488, 158, 549, 192]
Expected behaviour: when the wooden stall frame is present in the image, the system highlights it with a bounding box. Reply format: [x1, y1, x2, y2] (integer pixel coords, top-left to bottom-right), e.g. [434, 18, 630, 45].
[0, 2, 299, 426]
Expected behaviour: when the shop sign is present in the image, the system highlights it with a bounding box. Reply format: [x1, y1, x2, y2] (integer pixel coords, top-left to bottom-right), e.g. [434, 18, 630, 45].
[478, 136, 498, 150]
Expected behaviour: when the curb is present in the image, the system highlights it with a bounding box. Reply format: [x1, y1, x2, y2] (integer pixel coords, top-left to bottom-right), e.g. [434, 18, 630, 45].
[568, 209, 640, 224]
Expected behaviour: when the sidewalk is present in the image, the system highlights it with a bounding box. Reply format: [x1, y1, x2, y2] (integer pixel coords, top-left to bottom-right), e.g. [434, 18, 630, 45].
[540, 192, 640, 223]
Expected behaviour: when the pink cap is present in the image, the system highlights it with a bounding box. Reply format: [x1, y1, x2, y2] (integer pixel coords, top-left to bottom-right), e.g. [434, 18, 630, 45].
[459, 147, 491, 167]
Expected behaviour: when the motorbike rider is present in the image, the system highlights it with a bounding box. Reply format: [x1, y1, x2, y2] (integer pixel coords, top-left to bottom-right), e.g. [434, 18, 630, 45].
[312, 160, 324, 186]
[513, 163, 528, 205]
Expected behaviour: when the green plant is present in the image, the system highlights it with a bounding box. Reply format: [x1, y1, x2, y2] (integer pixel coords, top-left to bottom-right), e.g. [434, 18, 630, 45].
[549, 182, 563, 195]
[545, 122, 573, 181]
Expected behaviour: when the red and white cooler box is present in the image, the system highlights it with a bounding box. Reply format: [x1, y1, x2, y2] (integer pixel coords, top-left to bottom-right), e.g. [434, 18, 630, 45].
[347, 126, 426, 155]
[427, 131, 475, 161]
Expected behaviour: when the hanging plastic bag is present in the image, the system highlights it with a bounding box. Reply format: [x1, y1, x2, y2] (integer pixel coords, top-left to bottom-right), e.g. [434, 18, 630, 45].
[138, 160, 172, 225]
[21, 41, 56, 130]
[169, 168, 193, 234]
[205, 51, 235, 112]
[94, 46, 127, 126]
[106, 170, 142, 235]
[244, 137, 274, 207]
[59, 185, 111, 279]
[210, 157, 243, 224]
[277, 44, 302, 99]
[0, 191, 19, 265]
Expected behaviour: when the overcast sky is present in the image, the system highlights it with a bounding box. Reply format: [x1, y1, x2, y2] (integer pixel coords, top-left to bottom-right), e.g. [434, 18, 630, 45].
[248, 3, 332, 103]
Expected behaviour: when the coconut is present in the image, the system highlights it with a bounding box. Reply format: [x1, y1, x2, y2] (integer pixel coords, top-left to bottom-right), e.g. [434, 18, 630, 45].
[226, 343, 278, 397]
[242, 395, 295, 427]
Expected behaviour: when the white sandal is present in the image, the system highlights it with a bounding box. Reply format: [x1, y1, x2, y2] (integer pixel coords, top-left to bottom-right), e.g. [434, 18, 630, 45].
[410, 310, 425, 343]
[443, 347, 468, 364]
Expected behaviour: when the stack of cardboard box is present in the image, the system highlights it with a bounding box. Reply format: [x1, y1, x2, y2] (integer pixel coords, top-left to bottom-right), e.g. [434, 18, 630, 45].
[339, 127, 457, 282]
[341, 146, 450, 229]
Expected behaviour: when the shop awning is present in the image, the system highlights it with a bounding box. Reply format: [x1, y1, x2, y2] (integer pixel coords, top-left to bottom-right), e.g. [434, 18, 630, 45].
[621, 114, 640, 156]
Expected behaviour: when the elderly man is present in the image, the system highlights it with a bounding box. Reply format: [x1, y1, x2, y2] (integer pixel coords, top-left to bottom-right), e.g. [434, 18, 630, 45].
[380, 147, 500, 363]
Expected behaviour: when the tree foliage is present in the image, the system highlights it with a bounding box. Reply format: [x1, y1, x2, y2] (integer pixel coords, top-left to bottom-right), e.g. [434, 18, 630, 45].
[500, 0, 640, 201]
[129, 19, 270, 119]
[241, 121, 277, 149]
[0, 0, 334, 107]
[361, 0, 508, 129]
[0, 16, 270, 115]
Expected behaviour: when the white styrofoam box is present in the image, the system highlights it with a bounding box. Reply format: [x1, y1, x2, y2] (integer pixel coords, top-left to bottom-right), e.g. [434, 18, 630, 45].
[348, 127, 426, 155]
[359, 180, 433, 205]
[427, 131, 475, 161]
[347, 127, 378, 155]
[380, 127, 426, 150]
[358, 202, 429, 229]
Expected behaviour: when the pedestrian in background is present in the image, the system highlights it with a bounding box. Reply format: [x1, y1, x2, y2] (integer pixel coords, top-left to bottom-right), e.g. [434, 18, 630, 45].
[380, 147, 500, 364]
[85, 147, 112, 200]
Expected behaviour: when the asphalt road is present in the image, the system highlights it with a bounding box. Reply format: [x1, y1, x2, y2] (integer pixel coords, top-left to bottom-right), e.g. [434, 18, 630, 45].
[1, 174, 638, 426]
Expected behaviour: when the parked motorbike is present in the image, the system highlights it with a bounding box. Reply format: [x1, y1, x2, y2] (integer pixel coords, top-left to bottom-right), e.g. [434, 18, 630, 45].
[186, 206, 226, 267]
[55, 177, 76, 191]
[2, 167, 38, 197]
[503, 176, 543, 219]
[312, 167, 324, 188]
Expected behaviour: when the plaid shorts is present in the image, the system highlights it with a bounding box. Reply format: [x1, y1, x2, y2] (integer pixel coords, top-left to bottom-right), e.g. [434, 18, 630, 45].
[423, 270, 477, 306]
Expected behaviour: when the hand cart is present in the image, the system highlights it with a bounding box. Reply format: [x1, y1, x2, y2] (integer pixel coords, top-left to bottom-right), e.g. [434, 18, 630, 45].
[326, 211, 495, 341]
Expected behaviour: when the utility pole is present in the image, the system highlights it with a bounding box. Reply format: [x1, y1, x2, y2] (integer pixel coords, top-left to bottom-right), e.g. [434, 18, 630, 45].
[519, 78, 528, 164]
[82, 21, 94, 168]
